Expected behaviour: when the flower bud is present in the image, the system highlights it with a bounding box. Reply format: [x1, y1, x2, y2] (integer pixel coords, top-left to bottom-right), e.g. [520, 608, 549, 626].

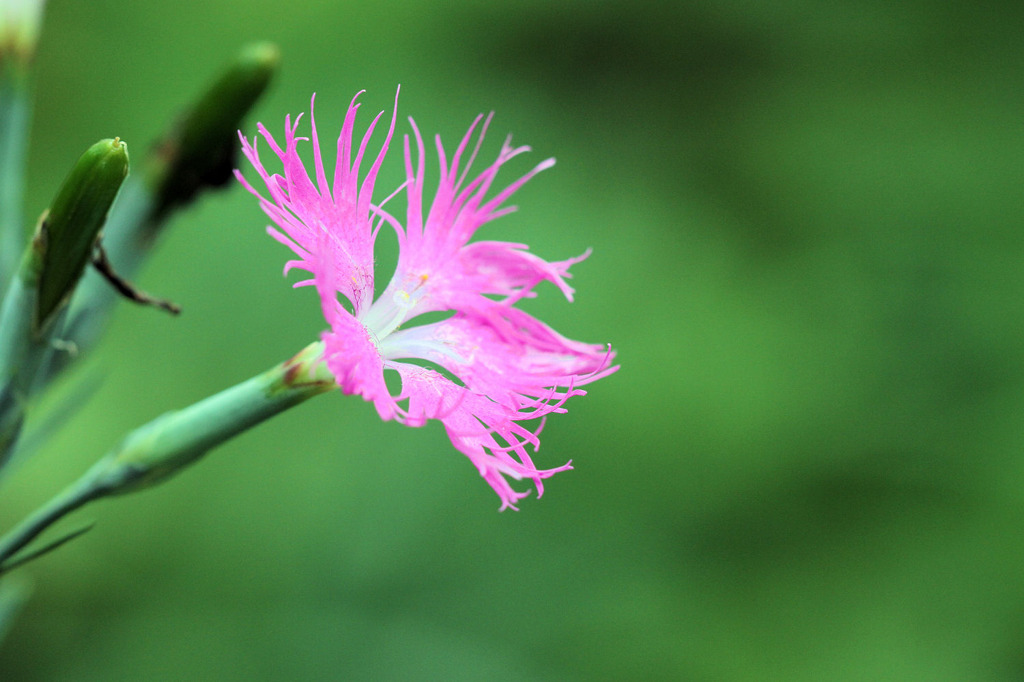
[148, 42, 279, 218]
[35, 137, 128, 330]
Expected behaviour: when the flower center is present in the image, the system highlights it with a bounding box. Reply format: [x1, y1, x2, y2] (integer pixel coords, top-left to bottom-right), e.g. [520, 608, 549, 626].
[361, 272, 431, 340]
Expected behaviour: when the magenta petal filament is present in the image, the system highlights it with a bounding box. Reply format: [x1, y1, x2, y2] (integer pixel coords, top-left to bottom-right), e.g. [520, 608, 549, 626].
[237, 90, 617, 510]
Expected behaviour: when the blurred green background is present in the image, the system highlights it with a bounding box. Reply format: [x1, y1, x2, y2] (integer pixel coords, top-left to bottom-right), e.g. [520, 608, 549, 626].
[3, 0, 1024, 679]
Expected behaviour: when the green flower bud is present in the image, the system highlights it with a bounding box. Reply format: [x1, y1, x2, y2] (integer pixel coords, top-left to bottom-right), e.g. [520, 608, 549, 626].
[35, 137, 128, 330]
[148, 42, 279, 218]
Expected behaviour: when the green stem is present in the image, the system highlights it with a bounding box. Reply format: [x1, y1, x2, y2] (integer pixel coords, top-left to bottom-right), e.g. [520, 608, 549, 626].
[0, 260, 58, 471]
[97, 341, 335, 492]
[0, 62, 32, 296]
[0, 341, 335, 570]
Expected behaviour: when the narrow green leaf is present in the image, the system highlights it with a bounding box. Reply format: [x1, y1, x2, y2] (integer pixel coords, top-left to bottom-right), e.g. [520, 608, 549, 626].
[0, 523, 94, 575]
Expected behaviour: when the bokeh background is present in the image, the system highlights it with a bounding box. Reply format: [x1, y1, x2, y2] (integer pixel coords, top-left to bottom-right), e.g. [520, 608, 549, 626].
[3, 0, 1024, 679]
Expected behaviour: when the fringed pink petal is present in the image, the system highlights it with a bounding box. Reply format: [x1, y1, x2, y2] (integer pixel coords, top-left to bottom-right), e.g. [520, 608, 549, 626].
[239, 91, 615, 510]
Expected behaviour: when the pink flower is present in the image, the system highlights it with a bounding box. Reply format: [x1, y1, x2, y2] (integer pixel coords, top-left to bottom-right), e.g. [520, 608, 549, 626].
[236, 90, 616, 510]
